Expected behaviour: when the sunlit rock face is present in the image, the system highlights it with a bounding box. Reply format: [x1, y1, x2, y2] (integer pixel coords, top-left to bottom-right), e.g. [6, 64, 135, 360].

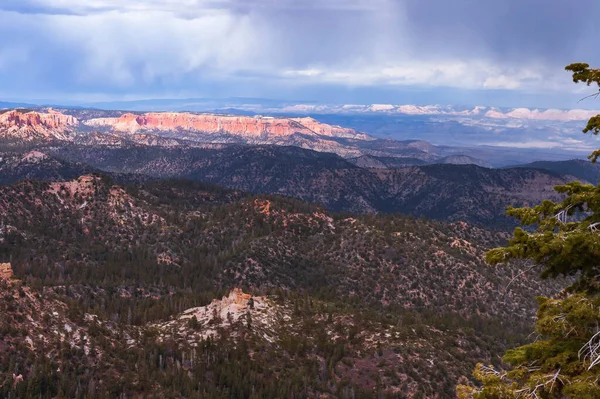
[85, 113, 366, 139]
[0, 263, 13, 280]
[0, 110, 79, 141]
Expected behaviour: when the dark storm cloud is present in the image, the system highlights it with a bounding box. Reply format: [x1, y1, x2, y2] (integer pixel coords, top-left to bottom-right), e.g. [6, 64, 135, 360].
[403, 0, 600, 64]
[0, 0, 598, 106]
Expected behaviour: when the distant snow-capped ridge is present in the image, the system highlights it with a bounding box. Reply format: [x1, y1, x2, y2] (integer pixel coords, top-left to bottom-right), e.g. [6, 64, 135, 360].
[310, 103, 599, 121]
[213, 100, 598, 122]
[311, 104, 486, 116]
[484, 107, 600, 121]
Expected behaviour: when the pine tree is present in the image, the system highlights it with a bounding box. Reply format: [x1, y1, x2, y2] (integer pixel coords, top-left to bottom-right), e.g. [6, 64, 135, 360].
[458, 62, 600, 398]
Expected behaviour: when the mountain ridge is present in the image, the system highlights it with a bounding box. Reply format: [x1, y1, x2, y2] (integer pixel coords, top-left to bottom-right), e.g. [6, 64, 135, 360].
[1, 145, 571, 228]
[512, 159, 600, 184]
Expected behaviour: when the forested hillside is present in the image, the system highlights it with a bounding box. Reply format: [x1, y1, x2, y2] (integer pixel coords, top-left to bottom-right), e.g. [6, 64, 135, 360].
[42, 145, 575, 228]
[0, 175, 564, 397]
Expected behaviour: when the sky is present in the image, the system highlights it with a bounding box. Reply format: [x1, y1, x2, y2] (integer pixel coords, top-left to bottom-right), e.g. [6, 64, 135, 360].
[1, 0, 600, 109]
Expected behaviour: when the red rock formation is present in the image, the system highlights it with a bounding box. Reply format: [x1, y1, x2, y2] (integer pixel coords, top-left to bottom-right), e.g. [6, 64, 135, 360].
[230, 288, 252, 305]
[0, 109, 372, 156]
[0, 263, 13, 280]
[0, 109, 78, 141]
[85, 112, 366, 140]
[1, 109, 78, 130]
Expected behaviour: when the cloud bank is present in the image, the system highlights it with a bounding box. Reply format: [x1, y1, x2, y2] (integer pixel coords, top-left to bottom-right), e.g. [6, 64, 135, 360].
[1, 0, 599, 106]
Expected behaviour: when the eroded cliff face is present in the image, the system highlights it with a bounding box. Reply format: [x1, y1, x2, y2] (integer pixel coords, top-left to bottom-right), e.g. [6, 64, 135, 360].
[0, 110, 368, 142]
[85, 113, 366, 139]
[0, 109, 376, 157]
[0, 110, 78, 141]
[290, 117, 370, 139]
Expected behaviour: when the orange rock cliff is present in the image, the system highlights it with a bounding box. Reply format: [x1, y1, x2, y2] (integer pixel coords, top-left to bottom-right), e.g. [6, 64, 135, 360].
[0, 109, 78, 130]
[0, 109, 371, 142]
[230, 287, 252, 305]
[0, 109, 79, 141]
[85, 113, 366, 139]
[0, 263, 13, 280]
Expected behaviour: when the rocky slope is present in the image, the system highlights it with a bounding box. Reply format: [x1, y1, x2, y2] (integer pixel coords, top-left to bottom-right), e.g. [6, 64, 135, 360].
[0, 175, 564, 397]
[0, 175, 562, 322]
[150, 287, 519, 398]
[0, 263, 140, 397]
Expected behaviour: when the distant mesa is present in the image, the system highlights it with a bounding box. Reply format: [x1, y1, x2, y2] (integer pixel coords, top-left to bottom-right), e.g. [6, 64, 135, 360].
[84, 112, 368, 140]
[0, 109, 381, 158]
[0, 109, 78, 141]
[0, 109, 368, 141]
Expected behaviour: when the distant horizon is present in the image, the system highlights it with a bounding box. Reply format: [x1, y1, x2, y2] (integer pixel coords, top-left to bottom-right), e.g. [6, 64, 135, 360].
[3, 98, 599, 156]
[2, 96, 600, 114]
